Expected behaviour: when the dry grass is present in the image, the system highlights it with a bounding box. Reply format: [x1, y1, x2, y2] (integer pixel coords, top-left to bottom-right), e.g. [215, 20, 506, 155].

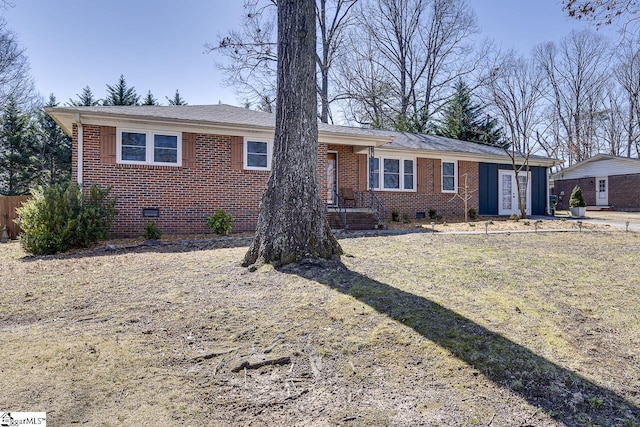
[1, 229, 639, 426]
[385, 215, 611, 233]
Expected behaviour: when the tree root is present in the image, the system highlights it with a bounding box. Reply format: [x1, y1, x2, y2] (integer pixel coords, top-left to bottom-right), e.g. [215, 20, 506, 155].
[231, 356, 291, 373]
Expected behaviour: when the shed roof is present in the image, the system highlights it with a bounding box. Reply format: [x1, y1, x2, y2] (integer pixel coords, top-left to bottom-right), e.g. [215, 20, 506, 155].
[551, 154, 640, 180]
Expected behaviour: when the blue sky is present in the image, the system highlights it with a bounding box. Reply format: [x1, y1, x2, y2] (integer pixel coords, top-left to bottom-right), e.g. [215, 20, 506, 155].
[3, 0, 617, 107]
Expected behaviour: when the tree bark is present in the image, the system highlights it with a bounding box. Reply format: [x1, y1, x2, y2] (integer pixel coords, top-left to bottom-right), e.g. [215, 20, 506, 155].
[243, 0, 342, 267]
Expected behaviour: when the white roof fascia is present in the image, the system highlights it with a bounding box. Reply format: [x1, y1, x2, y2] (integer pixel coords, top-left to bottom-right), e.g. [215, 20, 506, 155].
[373, 146, 559, 167]
[47, 109, 392, 147]
[551, 154, 640, 179]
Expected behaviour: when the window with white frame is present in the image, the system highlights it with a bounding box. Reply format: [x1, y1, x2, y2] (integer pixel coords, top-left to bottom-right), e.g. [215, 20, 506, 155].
[441, 160, 457, 193]
[117, 129, 181, 166]
[403, 159, 414, 190]
[245, 139, 272, 170]
[369, 156, 415, 191]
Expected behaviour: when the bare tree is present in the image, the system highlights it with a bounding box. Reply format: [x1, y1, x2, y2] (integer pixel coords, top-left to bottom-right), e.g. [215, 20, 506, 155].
[484, 52, 546, 154]
[339, 0, 479, 130]
[615, 36, 640, 157]
[316, 0, 359, 123]
[599, 85, 628, 156]
[243, 0, 342, 267]
[448, 173, 477, 221]
[210, 0, 359, 122]
[0, 18, 36, 109]
[534, 30, 612, 165]
[360, 0, 426, 121]
[563, 0, 639, 28]
[209, 0, 278, 111]
[337, 32, 397, 127]
[416, 0, 481, 125]
[482, 51, 550, 218]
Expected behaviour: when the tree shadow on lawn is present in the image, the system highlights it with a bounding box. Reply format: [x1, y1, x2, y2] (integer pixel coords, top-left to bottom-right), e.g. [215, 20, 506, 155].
[281, 259, 640, 426]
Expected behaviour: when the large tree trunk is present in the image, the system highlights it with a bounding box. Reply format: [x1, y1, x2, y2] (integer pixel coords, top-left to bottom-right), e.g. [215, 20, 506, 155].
[243, 0, 342, 268]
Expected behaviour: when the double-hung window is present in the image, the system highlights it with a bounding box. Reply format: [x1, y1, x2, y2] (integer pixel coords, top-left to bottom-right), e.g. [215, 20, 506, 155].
[403, 159, 414, 190]
[441, 160, 457, 193]
[383, 158, 400, 189]
[369, 156, 415, 191]
[117, 129, 181, 166]
[244, 139, 272, 170]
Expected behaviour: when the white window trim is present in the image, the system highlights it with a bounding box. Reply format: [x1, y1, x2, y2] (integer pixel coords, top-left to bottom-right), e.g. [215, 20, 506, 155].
[369, 155, 416, 192]
[244, 137, 273, 171]
[116, 128, 182, 166]
[441, 159, 458, 193]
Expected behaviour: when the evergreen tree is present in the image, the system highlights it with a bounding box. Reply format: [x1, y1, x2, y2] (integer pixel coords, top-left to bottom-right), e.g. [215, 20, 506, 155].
[142, 90, 159, 105]
[436, 80, 503, 146]
[68, 86, 100, 106]
[0, 97, 38, 195]
[38, 94, 72, 186]
[166, 89, 187, 105]
[104, 74, 139, 106]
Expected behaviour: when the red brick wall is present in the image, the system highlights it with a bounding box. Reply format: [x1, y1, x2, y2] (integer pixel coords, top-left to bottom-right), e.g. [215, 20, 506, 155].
[554, 178, 595, 210]
[77, 125, 271, 236]
[374, 160, 479, 220]
[75, 126, 483, 236]
[555, 174, 640, 211]
[609, 174, 640, 210]
[325, 145, 480, 220]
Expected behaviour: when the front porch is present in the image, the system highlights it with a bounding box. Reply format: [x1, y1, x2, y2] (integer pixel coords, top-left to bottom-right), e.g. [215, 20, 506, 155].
[325, 188, 389, 230]
[326, 207, 383, 230]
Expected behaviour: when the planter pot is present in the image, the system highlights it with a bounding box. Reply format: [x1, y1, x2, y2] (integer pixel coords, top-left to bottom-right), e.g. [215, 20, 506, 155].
[570, 206, 586, 218]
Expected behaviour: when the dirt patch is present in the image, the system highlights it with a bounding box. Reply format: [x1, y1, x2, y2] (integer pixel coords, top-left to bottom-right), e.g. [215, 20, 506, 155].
[1, 230, 639, 426]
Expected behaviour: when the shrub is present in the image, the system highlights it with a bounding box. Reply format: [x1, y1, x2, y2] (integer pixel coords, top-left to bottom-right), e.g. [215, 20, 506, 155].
[207, 209, 235, 235]
[428, 208, 438, 220]
[391, 209, 400, 222]
[468, 207, 477, 221]
[145, 221, 162, 240]
[16, 183, 117, 255]
[401, 213, 410, 223]
[569, 185, 587, 208]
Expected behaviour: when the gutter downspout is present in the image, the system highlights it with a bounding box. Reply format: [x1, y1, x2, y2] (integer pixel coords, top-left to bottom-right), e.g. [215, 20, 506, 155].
[75, 113, 83, 187]
[546, 163, 552, 216]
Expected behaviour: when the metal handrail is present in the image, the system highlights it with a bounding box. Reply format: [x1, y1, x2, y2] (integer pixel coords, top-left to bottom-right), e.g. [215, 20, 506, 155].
[368, 188, 389, 226]
[329, 187, 348, 229]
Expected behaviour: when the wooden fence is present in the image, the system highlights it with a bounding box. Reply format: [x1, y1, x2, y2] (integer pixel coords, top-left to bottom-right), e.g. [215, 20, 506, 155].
[0, 196, 30, 239]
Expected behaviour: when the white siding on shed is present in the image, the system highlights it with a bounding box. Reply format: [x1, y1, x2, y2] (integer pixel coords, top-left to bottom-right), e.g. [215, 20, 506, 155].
[555, 158, 640, 180]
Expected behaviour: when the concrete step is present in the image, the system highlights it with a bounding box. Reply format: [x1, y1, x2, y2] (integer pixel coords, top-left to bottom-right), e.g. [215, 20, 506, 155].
[327, 211, 379, 230]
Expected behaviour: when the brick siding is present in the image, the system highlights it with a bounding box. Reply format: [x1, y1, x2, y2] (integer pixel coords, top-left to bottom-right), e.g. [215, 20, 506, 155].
[373, 159, 479, 220]
[554, 174, 640, 211]
[77, 125, 272, 236]
[75, 126, 483, 236]
[327, 144, 480, 220]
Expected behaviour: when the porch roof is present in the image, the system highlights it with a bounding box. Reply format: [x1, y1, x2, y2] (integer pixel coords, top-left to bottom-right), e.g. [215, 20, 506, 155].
[382, 132, 559, 167]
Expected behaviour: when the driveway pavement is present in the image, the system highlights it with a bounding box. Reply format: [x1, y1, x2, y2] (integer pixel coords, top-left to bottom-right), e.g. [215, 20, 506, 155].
[553, 210, 640, 232]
